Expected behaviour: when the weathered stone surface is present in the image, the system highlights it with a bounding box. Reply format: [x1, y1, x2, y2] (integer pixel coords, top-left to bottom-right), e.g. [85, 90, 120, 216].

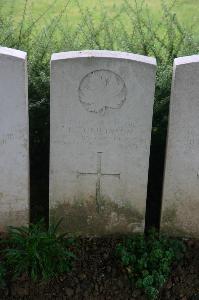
[0, 47, 29, 230]
[161, 55, 199, 237]
[50, 50, 156, 235]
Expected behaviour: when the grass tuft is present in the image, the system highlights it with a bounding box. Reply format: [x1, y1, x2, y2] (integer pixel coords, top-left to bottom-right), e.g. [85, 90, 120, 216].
[2, 219, 76, 281]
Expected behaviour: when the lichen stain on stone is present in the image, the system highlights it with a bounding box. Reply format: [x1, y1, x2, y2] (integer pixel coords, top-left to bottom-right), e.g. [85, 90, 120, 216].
[50, 197, 144, 236]
[162, 205, 198, 238]
[162, 206, 177, 225]
[0, 209, 29, 232]
[161, 206, 183, 236]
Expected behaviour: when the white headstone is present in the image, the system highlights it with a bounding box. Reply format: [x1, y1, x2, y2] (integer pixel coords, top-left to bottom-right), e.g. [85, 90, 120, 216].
[162, 55, 199, 237]
[0, 47, 29, 230]
[50, 50, 156, 235]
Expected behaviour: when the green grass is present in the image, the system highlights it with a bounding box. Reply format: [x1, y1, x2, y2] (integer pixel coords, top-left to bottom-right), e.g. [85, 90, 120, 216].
[1, 0, 198, 34]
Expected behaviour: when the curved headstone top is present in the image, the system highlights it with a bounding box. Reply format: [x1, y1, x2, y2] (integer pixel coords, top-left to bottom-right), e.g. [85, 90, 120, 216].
[51, 50, 156, 66]
[174, 55, 199, 66]
[0, 47, 26, 60]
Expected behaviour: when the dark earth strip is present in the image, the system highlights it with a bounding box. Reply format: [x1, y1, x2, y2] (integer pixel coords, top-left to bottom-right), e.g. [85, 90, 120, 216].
[0, 237, 199, 299]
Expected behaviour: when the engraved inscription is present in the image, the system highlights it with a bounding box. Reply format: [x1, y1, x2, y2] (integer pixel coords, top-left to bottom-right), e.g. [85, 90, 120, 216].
[79, 70, 127, 114]
[0, 133, 14, 145]
[64, 121, 135, 141]
[77, 152, 120, 212]
[54, 120, 142, 149]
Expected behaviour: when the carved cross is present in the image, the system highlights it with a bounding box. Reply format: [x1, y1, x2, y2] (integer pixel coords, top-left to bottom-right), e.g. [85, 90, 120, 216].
[77, 152, 120, 212]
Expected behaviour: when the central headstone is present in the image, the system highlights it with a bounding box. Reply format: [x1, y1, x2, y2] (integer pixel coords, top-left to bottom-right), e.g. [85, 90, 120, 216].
[50, 50, 156, 235]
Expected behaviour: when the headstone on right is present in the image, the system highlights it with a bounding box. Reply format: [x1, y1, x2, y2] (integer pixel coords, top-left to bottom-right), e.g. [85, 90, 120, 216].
[0, 47, 29, 231]
[50, 50, 156, 235]
[162, 55, 199, 237]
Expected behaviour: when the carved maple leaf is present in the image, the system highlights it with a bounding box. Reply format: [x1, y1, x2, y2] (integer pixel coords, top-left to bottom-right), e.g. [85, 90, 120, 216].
[79, 70, 126, 114]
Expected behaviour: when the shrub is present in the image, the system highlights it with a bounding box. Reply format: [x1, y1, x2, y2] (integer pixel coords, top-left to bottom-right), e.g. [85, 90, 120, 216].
[3, 220, 75, 281]
[116, 229, 185, 299]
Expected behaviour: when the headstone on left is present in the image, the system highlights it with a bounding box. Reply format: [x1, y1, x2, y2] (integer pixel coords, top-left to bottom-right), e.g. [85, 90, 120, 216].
[50, 50, 156, 235]
[0, 47, 29, 230]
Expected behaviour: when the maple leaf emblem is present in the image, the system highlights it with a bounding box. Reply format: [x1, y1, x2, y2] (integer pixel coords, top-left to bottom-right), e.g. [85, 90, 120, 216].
[79, 69, 127, 114]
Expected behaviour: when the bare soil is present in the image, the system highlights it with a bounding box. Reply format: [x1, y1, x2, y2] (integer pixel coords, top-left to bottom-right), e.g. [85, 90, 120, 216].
[0, 237, 199, 300]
